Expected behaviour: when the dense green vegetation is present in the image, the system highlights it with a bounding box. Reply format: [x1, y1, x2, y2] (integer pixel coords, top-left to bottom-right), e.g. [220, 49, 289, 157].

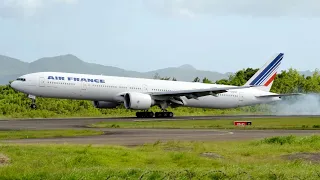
[90, 117, 320, 130]
[0, 130, 103, 140]
[0, 68, 319, 118]
[0, 135, 319, 179]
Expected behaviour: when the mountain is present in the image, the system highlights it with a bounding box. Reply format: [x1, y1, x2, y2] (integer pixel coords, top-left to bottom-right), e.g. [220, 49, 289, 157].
[0, 55, 29, 76]
[0, 54, 230, 85]
[145, 64, 229, 82]
[1, 54, 314, 85]
[28, 54, 142, 77]
[299, 70, 315, 77]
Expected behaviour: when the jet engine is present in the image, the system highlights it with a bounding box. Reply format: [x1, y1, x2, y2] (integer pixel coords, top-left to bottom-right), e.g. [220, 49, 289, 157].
[124, 92, 154, 110]
[92, 101, 119, 109]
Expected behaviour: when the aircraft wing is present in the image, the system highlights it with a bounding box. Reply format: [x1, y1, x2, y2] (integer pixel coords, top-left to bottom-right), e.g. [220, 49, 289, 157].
[149, 85, 253, 99]
[255, 93, 303, 98]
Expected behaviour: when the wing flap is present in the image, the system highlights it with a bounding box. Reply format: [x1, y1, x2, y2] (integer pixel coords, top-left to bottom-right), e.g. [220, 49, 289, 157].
[256, 93, 302, 98]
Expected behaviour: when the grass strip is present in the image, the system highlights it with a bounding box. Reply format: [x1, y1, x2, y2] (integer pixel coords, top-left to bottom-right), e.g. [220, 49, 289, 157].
[89, 117, 320, 130]
[0, 135, 319, 179]
[0, 129, 103, 140]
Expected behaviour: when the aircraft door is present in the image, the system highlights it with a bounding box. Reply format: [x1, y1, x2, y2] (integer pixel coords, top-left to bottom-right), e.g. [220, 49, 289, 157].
[142, 84, 148, 92]
[81, 81, 87, 90]
[80, 81, 88, 98]
[39, 77, 45, 87]
[238, 92, 244, 106]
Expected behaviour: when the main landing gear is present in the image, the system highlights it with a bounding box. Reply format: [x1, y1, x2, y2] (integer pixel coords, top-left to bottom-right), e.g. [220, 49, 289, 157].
[155, 111, 174, 118]
[136, 101, 174, 118]
[136, 111, 154, 118]
[135, 111, 174, 118]
[28, 95, 37, 109]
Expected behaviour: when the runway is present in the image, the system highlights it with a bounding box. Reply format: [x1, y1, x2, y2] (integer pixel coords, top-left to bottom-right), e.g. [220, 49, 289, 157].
[3, 129, 319, 146]
[1, 115, 320, 146]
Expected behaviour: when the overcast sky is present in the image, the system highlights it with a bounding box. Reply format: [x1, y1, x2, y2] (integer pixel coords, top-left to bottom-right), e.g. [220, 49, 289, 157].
[1, 0, 320, 73]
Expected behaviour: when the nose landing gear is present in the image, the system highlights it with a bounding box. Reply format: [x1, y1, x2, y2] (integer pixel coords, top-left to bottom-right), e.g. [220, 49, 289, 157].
[30, 102, 37, 109]
[28, 95, 37, 109]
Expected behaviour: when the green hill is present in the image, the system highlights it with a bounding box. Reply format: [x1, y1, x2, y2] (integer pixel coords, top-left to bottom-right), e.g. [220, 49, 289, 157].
[0, 54, 230, 84]
[0, 54, 315, 85]
[0, 55, 28, 76]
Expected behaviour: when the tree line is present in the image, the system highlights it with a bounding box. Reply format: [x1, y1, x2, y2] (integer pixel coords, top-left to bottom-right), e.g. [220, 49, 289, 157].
[0, 68, 319, 118]
[154, 68, 320, 94]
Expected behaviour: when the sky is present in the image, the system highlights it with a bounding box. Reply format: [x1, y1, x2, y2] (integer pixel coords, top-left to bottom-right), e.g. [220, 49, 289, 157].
[1, 0, 320, 73]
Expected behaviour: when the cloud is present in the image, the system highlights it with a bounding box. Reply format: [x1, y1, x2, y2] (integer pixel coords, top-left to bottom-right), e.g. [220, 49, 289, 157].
[54, 0, 78, 5]
[269, 94, 320, 115]
[178, 8, 195, 18]
[0, 0, 78, 18]
[145, 0, 320, 18]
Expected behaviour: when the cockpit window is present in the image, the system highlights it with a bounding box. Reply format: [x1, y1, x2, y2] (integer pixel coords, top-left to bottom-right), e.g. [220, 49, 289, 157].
[16, 78, 26, 81]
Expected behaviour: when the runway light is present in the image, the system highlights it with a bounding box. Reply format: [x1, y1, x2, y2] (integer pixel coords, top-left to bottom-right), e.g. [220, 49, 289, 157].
[234, 121, 252, 126]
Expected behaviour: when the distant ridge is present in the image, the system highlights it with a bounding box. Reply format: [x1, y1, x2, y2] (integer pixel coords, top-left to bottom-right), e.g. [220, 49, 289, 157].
[178, 64, 197, 70]
[0, 54, 314, 85]
[0, 54, 231, 84]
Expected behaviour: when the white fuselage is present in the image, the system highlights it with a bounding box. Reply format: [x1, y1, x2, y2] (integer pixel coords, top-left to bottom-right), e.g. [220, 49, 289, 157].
[10, 72, 280, 109]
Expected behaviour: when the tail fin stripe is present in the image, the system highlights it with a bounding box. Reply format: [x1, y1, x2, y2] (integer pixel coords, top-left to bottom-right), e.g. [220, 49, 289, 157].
[250, 53, 283, 85]
[255, 56, 282, 85]
[251, 54, 283, 85]
[252, 55, 282, 85]
[259, 64, 280, 85]
[255, 60, 281, 85]
[244, 53, 283, 92]
[264, 73, 277, 86]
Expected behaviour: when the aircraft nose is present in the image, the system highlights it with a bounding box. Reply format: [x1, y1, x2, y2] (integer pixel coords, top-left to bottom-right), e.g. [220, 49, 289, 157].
[10, 81, 18, 89]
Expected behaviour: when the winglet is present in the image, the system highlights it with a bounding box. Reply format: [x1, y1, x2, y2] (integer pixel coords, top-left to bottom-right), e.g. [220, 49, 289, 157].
[244, 53, 284, 92]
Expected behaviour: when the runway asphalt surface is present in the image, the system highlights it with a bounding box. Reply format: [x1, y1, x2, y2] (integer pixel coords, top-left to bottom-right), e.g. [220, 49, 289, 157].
[1, 115, 320, 146]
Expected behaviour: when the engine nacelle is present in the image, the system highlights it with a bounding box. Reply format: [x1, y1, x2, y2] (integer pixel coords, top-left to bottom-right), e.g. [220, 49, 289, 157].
[124, 92, 154, 110]
[93, 101, 119, 109]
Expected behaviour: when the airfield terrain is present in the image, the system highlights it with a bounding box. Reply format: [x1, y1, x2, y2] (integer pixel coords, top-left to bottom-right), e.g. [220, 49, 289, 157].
[1, 115, 320, 179]
[1, 115, 319, 146]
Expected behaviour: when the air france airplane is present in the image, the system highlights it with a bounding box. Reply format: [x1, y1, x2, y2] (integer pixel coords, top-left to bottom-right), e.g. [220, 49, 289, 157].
[10, 53, 299, 118]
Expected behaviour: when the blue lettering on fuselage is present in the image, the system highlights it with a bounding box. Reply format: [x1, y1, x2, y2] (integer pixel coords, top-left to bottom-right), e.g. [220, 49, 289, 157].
[47, 76, 105, 83]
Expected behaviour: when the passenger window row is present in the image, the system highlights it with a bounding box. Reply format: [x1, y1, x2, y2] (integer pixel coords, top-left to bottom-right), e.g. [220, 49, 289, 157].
[92, 85, 117, 88]
[151, 89, 170, 92]
[46, 81, 174, 92]
[48, 81, 75, 85]
[218, 93, 238, 97]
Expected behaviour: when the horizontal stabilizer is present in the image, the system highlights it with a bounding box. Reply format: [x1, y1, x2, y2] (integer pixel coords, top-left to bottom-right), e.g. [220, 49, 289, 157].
[256, 93, 303, 98]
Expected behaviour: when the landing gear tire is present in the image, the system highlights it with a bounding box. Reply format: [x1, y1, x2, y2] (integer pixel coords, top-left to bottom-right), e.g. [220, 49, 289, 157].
[30, 104, 37, 109]
[155, 112, 174, 118]
[136, 111, 174, 118]
[148, 112, 154, 118]
[136, 112, 154, 118]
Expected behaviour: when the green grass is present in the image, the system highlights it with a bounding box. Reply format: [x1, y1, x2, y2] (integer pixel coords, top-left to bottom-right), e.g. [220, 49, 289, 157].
[90, 117, 320, 130]
[0, 129, 104, 140]
[0, 135, 320, 179]
[0, 108, 263, 119]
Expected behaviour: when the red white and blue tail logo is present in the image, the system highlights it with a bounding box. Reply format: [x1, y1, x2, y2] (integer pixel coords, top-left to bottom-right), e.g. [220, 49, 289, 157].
[245, 53, 283, 91]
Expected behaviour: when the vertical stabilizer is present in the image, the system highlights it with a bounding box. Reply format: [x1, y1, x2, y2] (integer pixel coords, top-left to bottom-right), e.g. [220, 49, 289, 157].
[244, 53, 283, 92]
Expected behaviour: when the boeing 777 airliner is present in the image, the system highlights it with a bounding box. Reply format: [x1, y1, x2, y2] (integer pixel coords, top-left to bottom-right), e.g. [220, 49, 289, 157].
[10, 53, 299, 118]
